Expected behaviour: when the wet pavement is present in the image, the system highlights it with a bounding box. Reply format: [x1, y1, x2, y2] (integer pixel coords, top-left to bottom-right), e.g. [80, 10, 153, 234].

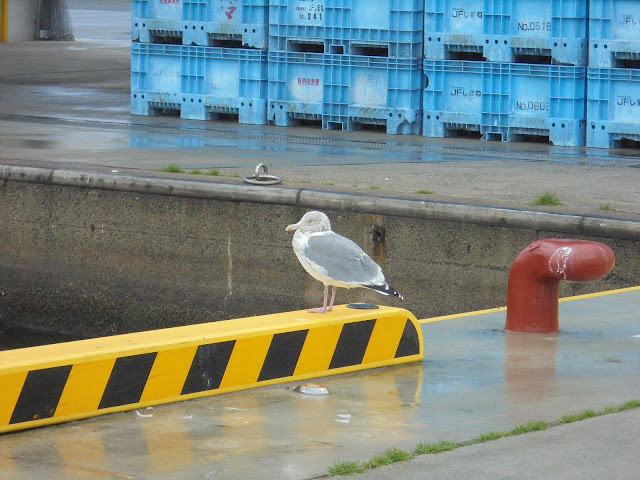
[0, 288, 638, 479]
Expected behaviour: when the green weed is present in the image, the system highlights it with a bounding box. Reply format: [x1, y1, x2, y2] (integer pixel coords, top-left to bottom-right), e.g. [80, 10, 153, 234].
[328, 460, 366, 475]
[530, 192, 562, 206]
[414, 440, 459, 455]
[159, 164, 185, 173]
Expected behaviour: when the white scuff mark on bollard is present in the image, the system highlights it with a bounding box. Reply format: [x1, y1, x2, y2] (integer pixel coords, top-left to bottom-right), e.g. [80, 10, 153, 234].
[135, 410, 153, 418]
[549, 246, 572, 279]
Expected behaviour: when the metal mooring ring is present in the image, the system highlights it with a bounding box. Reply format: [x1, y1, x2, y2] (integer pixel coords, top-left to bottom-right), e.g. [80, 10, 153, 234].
[243, 163, 282, 186]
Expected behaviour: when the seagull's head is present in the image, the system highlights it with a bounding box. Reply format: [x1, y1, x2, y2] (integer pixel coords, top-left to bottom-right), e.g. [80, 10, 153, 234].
[286, 211, 332, 233]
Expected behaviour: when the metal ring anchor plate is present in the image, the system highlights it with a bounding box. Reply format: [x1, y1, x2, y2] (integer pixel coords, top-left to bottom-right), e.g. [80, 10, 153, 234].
[243, 163, 282, 186]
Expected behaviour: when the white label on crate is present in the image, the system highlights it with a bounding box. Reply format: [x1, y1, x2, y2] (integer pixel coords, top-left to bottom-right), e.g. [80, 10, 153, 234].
[446, 2, 484, 34]
[351, 70, 387, 107]
[289, 0, 326, 27]
[212, 0, 241, 23]
[289, 67, 323, 103]
[153, 0, 181, 19]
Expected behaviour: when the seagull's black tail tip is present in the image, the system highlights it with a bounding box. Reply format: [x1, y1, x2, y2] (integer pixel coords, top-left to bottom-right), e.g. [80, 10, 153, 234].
[367, 283, 404, 300]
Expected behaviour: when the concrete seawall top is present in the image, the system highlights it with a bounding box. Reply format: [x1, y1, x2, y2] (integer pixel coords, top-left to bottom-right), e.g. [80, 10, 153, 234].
[3, 163, 639, 241]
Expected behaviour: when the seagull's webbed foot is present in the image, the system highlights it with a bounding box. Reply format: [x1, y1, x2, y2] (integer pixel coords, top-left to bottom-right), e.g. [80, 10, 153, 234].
[308, 307, 329, 314]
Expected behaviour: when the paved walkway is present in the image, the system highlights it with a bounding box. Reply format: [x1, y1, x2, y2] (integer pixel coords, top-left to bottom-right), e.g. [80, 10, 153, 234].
[1, 288, 638, 479]
[345, 409, 640, 480]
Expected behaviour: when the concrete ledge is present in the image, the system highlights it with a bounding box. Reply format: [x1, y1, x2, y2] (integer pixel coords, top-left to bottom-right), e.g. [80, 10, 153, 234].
[0, 305, 422, 433]
[1, 164, 639, 240]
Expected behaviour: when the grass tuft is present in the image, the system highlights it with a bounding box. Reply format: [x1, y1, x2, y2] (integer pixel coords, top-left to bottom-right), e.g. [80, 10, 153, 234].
[205, 169, 220, 176]
[598, 203, 616, 211]
[370, 185, 381, 190]
[364, 448, 412, 468]
[561, 410, 598, 424]
[511, 421, 548, 435]
[416, 189, 436, 195]
[414, 440, 459, 455]
[530, 192, 562, 206]
[328, 460, 366, 476]
[477, 431, 508, 442]
[159, 164, 185, 173]
[189, 168, 202, 175]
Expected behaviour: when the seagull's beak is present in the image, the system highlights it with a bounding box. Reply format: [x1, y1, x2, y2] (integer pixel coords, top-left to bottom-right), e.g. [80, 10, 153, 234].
[285, 223, 297, 232]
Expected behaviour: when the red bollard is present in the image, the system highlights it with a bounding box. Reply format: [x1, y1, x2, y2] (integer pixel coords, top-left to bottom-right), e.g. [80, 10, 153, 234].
[505, 239, 615, 333]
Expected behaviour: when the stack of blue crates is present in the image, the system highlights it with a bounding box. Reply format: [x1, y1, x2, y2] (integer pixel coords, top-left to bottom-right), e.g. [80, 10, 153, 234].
[267, 0, 425, 135]
[422, 0, 588, 146]
[587, 1, 640, 148]
[128, 1, 639, 149]
[130, 0, 270, 124]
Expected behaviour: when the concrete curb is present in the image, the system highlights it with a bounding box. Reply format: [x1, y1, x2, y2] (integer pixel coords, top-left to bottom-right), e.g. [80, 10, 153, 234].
[2, 163, 639, 240]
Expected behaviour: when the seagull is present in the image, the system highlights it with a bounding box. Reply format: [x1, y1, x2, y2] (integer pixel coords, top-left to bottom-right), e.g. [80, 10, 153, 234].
[286, 211, 404, 313]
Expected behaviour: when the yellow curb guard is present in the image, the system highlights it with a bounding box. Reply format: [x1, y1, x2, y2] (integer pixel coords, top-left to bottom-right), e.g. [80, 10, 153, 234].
[0, 305, 422, 433]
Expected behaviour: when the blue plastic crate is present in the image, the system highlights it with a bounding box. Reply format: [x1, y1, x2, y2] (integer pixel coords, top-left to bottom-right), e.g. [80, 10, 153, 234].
[132, 0, 184, 43]
[423, 60, 586, 146]
[182, 0, 268, 48]
[131, 43, 268, 124]
[587, 67, 640, 148]
[589, 0, 640, 68]
[269, 0, 424, 57]
[268, 51, 423, 134]
[424, 0, 588, 65]
[133, 0, 268, 48]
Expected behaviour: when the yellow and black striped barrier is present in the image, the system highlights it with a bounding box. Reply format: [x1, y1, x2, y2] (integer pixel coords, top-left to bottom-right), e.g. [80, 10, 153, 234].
[0, 305, 422, 433]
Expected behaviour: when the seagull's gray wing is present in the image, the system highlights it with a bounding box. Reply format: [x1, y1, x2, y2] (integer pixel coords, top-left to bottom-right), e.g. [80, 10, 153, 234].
[303, 232, 384, 285]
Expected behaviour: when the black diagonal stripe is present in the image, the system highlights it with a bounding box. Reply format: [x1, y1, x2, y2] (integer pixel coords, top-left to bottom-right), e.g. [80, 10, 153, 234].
[98, 353, 157, 409]
[181, 340, 235, 395]
[329, 319, 376, 369]
[395, 319, 421, 358]
[10, 365, 72, 424]
[258, 330, 309, 382]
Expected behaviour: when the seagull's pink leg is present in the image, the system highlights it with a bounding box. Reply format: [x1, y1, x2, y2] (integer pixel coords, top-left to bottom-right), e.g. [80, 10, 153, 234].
[309, 285, 329, 313]
[327, 286, 338, 312]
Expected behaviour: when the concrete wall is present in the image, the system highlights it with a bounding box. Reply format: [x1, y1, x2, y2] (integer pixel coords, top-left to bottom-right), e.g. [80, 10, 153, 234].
[1, 164, 639, 339]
